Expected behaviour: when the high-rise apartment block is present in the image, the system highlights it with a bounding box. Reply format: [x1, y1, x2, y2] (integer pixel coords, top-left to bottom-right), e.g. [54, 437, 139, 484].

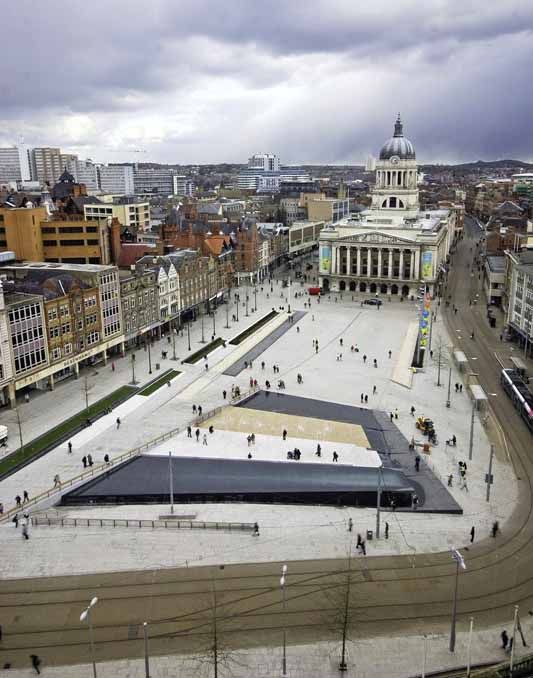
[29, 147, 63, 185]
[98, 165, 135, 195]
[0, 146, 31, 184]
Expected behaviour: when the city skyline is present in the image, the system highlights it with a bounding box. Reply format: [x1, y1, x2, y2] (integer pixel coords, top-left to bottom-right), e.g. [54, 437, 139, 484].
[1, 1, 533, 165]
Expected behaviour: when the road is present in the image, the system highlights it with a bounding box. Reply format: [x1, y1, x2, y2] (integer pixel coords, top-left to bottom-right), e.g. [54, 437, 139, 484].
[2, 225, 533, 670]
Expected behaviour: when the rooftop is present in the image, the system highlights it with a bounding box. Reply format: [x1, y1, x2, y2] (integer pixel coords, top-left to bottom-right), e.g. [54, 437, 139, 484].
[0, 261, 116, 273]
[486, 255, 506, 272]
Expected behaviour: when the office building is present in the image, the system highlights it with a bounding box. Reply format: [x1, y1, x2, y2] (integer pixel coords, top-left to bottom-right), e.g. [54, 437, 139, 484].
[84, 196, 150, 232]
[237, 153, 310, 192]
[98, 165, 135, 195]
[0, 147, 31, 184]
[30, 147, 63, 185]
[133, 167, 174, 195]
[172, 175, 195, 197]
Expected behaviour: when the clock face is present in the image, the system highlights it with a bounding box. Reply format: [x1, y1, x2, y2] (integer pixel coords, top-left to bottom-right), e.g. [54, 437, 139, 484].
[390, 156, 400, 165]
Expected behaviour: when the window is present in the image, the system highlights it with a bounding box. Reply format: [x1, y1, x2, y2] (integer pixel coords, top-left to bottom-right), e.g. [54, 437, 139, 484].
[52, 347, 61, 360]
[87, 331, 100, 345]
[61, 323, 71, 334]
[50, 326, 60, 338]
[58, 226, 83, 233]
[43, 240, 58, 246]
[60, 240, 84, 246]
[41, 227, 56, 234]
[48, 308, 57, 321]
[64, 343, 73, 355]
[60, 304, 69, 316]
[77, 319, 84, 330]
[87, 240, 99, 245]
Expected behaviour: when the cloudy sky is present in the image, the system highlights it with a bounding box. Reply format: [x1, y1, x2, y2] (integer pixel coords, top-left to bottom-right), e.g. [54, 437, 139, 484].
[2, 1, 532, 165]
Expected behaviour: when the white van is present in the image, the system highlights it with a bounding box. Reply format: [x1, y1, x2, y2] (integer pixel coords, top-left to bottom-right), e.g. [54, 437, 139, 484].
[0, 425, 8, 446]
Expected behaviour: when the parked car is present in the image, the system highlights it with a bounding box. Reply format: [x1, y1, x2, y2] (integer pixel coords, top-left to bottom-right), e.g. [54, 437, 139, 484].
[0, 425, 8, 447]
[363, 299, 382, 306]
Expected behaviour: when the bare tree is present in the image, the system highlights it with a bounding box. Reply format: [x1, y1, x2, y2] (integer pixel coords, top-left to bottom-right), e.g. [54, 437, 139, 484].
[321, 540, 360, 672]
[15, 406, 24, 453]
[433, 334, 450, 387]
[83, 375, 94, 418]
[191, 579, 247, 678]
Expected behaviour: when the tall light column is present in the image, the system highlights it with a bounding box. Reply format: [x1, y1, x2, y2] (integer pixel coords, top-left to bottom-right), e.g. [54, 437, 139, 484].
[449, 549, 466, 652]
[280, 565, 288, 677]
[80, 597, 99, 678]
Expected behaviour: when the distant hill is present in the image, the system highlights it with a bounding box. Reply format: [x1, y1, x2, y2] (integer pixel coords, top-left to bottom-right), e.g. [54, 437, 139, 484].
[422, 159, 533, 171]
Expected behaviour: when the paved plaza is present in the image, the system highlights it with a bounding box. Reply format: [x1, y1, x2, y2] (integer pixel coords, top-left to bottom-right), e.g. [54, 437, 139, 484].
[0, 270, 521, 676]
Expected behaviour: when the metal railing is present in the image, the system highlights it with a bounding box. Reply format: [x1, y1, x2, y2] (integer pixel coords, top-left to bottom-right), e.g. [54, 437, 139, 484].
[31, 514, 254, 532]
[0, 425, 182, 524]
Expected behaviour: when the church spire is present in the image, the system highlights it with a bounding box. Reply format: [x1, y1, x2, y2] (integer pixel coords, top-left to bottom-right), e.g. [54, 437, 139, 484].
[394, 113, 403, 137]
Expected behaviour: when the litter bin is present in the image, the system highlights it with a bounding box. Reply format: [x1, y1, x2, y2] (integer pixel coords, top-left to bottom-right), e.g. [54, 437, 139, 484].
[366, 529, 373, 541]
[155, 363, 160, 370]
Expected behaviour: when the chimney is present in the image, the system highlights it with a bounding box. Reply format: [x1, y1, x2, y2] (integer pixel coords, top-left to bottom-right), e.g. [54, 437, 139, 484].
[110, 217, 122, 265]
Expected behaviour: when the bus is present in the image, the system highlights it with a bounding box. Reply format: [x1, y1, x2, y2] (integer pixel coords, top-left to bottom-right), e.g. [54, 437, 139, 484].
[500, 368, 533, 433]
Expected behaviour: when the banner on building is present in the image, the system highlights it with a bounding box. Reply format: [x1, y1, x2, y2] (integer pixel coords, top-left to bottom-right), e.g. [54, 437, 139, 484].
[422, 251, 433, 279]
[319, 245, 331, 274]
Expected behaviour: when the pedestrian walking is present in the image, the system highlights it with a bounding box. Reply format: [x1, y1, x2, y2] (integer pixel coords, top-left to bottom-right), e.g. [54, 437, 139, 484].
[261, 361, 265, 370]
[361, 540, 366, 556]
[361, 393, 364, 403]
[253, 522, 260, 536]
[455, 383, 459, 392]
[68, 441, 72, 454]
[53, 474, 61, 488]
[385, 522, 389, 539]
[507, 637, 514, 655]
[282, 429, 287, 441]
[373, 385, 377, 394]
[82, 456, 87, 468]
[247, 435, 252, 447]
[388, 350, 392, 358]
[340, 338, 343, 347]
[492, 521, 499, 538]
[195, 428, 200, 442]
[363, 354, 367, 363]
[222, 390, 227, 399]
[111, 362, 115, 372]
[412, 494, 419, 510]
[415, 455, 421, 472]
[394, 408, 399, 420]
[23, 490, 29, 504]
[21, 518, 29, 541]
[205, 363, 209, 371]
[87, 454, 93, 467]
[15, 494, 21, 507]
[348, 517, 353, 532]
[193, 404, 197, 414]
[104, 454, 110, 465]
[364, 395, 368, 404]
[315, 344, 319, 354]
[501, 630, 509, 650]
[12, 513, 19, 528]
[373, 358, 378, 368]
[333, 451, 338, 462]
[459, 384, 463, 393]
[251, 433, 255, 445]
[116, 417, 121, 429]
[30, 654, 41, 675]
[356, 533, 362, 548]
[316, 443, 321, 457]
[410, 406, 416, 416]
[198, 406, 202, 416]
[470, 526, 475, 543]
[187, 425, 192, 438]
[390, 412, 394, 422]
[202, 434, 208, 446]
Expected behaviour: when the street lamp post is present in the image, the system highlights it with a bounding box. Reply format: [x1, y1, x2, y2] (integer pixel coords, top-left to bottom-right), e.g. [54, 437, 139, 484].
[130, 353, 138, 385]
[15, 407, 24, 454]
[254, 286, 257, 312]
[212, 309, 216, 337]
[171, 319, 177, 360]
[449, 548, 466, 652]
[245, 294, 249, 317]
[288, 277, 291, 313]
[168, 450, 174, 515]
[225, 293, 230, 329]
[466, 617, 474, 677]
[486, 444, 494, 502]
[446, 364, 452, 408]
[236, 293, 239, 321]
[280, 565, 288, 678]
[147, 338, 152, 374]
[143, 622, 150, 678]
[187, 321, 191, 351]
[80, 596, 99, 678]
[200, 311, 206, 343]
[468, 399, 475, 461]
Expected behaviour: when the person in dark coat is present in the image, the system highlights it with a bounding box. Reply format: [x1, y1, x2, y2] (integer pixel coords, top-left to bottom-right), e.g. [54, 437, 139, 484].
[82, 456, 87, 468]
[501, 630, 509, 649]
[470, 526, 475, 543]
[30, 654, 41, 674]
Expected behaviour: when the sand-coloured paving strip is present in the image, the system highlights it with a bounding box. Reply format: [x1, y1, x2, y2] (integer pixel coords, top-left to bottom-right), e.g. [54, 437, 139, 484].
[202, 406, 370, 447]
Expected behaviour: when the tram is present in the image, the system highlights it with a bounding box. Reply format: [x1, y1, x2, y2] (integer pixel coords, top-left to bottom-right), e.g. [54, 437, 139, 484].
[500, 368, 533, 433]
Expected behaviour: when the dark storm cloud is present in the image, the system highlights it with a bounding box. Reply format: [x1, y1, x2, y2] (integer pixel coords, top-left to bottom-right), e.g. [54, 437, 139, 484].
[1, 1, 533, 162]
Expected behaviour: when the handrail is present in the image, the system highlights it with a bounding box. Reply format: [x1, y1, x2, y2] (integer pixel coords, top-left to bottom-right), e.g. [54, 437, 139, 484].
[32, 514, 254, 532]
[0, 387, 257, 524]
[0, 424, 182, 524]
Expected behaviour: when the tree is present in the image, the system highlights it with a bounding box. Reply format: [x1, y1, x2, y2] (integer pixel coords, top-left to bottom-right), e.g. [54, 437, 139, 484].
[433, 334, 450, 387]
[83, 375, 94, 418]
[191, 579, 246, 678]
[321, 541, 360, 672]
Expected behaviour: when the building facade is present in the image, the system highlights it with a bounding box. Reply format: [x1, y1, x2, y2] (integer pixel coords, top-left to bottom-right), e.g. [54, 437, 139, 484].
[133, 167, 175, 196]
[505, 249, 533, 355]
[97, 165, 135, 195]
[30, 147, 63, 185]
[318, 116, 454, 298]
[119, 268, 159, 344]
[172, 176, 195, 197]
[84, 197, 150, 232]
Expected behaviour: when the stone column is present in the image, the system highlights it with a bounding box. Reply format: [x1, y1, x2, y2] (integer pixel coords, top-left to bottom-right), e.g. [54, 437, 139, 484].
[388, 249, 394, 278]
[357, 247, 362, 276]
[410, 251, 415, 280]
[8, 382, 16, 409]
[74, 362, 80, 379]
[331, 246, 337, 274]
[367, 249, 372, 277]
[399, 250, 405, 280]
[102, 349, 108, 366]
[414, 249, 420, 279]
[378, 249, 383, 278]
[346, 247, 352, 275]
[49, 373, 55, 391]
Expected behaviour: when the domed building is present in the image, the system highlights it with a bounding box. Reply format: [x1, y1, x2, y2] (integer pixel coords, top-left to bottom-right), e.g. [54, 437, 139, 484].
[318, 116, 458, 299]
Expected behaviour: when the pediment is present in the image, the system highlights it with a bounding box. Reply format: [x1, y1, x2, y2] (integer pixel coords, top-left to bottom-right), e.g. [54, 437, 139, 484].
[337, 231, 416, 245]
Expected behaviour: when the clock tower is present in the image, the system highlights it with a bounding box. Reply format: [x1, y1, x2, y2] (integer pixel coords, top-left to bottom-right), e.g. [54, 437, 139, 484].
[371, 114, 419, 215]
